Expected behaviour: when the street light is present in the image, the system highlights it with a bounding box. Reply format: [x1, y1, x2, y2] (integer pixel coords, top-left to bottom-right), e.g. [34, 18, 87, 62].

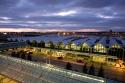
[122, 48, 124, 61]
[48, 49, 52, 64]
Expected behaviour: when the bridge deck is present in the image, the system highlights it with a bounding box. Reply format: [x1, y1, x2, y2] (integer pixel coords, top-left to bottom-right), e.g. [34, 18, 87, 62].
[0, 54, 105, 83]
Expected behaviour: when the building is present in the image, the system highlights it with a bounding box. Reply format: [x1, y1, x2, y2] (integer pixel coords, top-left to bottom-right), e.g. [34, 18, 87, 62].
[9, 34, 125, 59]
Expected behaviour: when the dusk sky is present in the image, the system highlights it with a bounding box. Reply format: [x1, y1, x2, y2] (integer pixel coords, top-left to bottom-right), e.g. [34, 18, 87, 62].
[0, 0, 125, 32]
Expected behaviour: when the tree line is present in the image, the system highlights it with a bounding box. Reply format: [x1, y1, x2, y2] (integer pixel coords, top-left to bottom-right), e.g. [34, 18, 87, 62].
[11, 51, 32, 61]
[66, 62, 104, 77]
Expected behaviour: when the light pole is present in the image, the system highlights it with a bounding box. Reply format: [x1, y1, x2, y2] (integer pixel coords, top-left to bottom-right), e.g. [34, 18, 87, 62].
[106, 48, 109, 64]
[122, 48, 124, 61]
[48, 49, 52, 64]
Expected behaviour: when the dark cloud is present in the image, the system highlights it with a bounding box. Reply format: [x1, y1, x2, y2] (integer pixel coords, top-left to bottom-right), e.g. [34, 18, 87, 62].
[73, 0, 112, 8]
[0, 0, 18, 8]
[0, 0, 125, 32]
[113, 0, 125, 9]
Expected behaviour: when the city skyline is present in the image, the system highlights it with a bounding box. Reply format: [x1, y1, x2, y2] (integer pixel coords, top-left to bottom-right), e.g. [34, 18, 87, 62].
[0, 0, 125, 32]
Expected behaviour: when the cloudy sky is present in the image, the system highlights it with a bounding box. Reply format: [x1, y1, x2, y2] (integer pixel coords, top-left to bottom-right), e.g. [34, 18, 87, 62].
[0, 0, 125, 32]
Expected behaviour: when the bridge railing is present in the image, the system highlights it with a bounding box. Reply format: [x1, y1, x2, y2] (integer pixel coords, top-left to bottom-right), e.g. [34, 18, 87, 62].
[0, 54, 105, 83]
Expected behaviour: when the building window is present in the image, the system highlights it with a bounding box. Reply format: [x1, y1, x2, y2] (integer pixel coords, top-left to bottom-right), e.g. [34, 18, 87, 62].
[82, 43, 90, 51]
[94, 44, 106, 53]
[112, 44, 121, 48]
[70, 43, 76, 50]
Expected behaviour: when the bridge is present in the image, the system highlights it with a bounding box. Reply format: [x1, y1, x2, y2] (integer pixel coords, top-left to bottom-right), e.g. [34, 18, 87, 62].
[0, 54, 105, 83]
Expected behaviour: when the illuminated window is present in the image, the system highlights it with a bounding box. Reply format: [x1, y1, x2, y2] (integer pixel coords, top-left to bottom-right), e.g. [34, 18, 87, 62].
[112, 44, 121, 48]
[82, 43, 89, 48]
[70, 43, 76, 50]
[81, 43, 90, 51]
[65, 45, 69, 49]
[94, 44, 106, 53]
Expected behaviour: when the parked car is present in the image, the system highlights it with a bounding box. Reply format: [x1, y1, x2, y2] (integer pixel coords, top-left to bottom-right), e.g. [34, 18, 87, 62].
[76, 60, 84, 63]
[57, 57, 63, 60]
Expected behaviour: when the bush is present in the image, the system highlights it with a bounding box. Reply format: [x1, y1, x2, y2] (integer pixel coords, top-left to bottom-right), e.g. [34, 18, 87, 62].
[76, 60, 84, 63]
[88, 64, 95, 75]
[57, 57, 63, 60]
[27, 54, 32, 61]
[66, 62, 72, 70]
[26, 40, 31, 45]
[98, 65, 104, 77]
[31, 40, 38, 47]
[82, 63, 88, 73]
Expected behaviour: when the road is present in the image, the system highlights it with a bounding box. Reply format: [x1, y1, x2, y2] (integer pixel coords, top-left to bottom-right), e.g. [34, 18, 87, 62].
[31, 55, 124, 83]
[1, 49, 124, 83]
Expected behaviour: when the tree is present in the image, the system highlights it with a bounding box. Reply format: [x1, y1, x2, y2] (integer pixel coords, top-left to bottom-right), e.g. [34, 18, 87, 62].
[14, 39, 18, 42]
[80, 46, 82, 52]
[15, 52, 19, 58]
[11, 51, 15, 57]
[31, 40, 38, 47]
[82, 63, 88, 73]
[20, 39, 24, 42]
[98, 65, 104, 77]
[66, 62, 72, 70]
[88, 64, 95, 75]
[38, 40, 45, 48]
[49, 41, 55, 49]
[58, 42, 62, 49]
[26, 40, 31, 45]
[27, 54, 32, 61]
[21, 52, 26, 59]
[68, 42, 72, 50]
[9, 39, 13, 42]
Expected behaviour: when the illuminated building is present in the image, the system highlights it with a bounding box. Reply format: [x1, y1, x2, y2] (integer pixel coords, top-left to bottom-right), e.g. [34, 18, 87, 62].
[9, 35, 125, 58]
